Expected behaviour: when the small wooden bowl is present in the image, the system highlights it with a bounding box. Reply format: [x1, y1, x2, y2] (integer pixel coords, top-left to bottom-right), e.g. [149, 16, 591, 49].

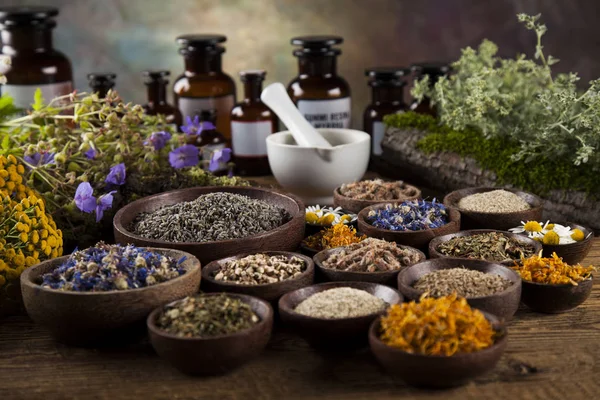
[369, 312, 507, 388]
[520, 276, 594, 314]
[333, 183, 421, 214]
[147, 293, 273, 375]
[357, 204, 461, 252]
[397, 258, 522, 319]
[201, 251, 315, 303]
[278, 281, 402, 349]
[428, 229, 542, 266]
[443, 187, 543, 231]
[539, 222, 594, 265]
[20, 248, 201, 346]
[113, 186, 305, 266]
[313, 245, 426, 286]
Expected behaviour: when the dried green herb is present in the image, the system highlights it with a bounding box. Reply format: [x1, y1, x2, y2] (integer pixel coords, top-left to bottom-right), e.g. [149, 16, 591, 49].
[437, 232, 535, 263]
[156, 294, 259, 337]
[413, 267, 513, 298]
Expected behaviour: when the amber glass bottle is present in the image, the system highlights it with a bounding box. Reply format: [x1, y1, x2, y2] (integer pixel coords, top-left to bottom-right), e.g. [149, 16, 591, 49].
[287, 36, 351, 129]
[231, 70, 277, 176]
[410, 62, 450, 116]
[142, 70, 182, 129]
[187, 109, 227, 174]
[173, 34, 236, 144]
[87, 73, 116, 98]
[364, 67, 409, 157]
[0, 6, 72, 111]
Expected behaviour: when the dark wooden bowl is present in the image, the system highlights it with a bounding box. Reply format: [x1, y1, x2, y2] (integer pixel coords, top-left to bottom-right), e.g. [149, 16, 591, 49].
[147, 293, 273, 375]
[333, 183, 421, 214]
[369, 311, 507, 388]
[20, 248, 201, 346]
[357, 204, 461, 252]
[299, 242, 320, 257]
[539, 222, 594, 265]
[278, 281, 402, 350]
[520, 276, 594, 314]
[113, 186, 305, 266]
[313, 245, 426, 286]
[428, 229, 543, 266]
[201, 251, 315, 303]
[397, 258, 522, 319]
[443, 187, 543, 231]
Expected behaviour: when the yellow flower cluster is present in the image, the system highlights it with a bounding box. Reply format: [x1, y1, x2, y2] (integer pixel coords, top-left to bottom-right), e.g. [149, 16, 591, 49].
[0, 155, 63, 288]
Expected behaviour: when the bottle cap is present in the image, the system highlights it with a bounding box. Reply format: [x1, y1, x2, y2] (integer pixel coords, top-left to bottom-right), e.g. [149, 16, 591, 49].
[143, 70, 170, 84]
[239, 69, 266, 82]
[291, 35, 343, 56]
[410, 62, 451, 78]
[176, 34, 227, 54]
[0, 6, 58, 27]
[366, 67, 410, 80]
[199, 109, 217, 124]
[87, 73, 116, 89]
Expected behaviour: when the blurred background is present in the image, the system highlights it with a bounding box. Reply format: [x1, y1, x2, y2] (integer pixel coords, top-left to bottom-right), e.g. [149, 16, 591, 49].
[2, 0, 599, 128]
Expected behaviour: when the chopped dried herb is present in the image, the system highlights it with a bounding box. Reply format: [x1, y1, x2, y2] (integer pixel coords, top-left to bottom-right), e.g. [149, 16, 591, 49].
[437, 232, 535, 263]
[413, 267, 513, 297]
[512, 252, 595, 285]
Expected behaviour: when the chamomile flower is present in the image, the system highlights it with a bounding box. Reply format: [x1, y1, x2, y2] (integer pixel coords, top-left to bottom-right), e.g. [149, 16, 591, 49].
[304, 205, 357, 226]
[509, 220, 588, 245]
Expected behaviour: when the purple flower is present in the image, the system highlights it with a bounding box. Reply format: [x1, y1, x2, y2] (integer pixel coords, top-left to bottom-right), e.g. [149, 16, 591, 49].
[208, 148, 231, 172]
[24, 152, 55, 166]
[84, 148, 96, 159]
[95, 190, 116, 222]
[145, 131, 172, 151]
[180, 116, 202, 136]
[201, 121, 216, 131]
[169, 145, 199, 169]
[74, 182, 97, 213]
[105, 163, 126, 186]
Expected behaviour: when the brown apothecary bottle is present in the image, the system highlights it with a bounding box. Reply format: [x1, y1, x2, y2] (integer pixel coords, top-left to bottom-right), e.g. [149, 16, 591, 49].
[142, 70, 182, 129]
[187, 109, 228, 175]
[87, 73, 116, 98]
[173, 34, 236, 144]
[409, 62, 450, 116]
[364, 67, 409, 157]
[231, 70, 277, 176]
[0, 6, 73, 111]
[287, 36, 351, 129]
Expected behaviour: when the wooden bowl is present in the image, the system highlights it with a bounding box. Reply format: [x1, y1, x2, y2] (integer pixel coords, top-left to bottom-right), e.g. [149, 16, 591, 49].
[443, 187, 543, 231]
[113, 186, 305, 265]
[20, 248, 201, 346]
[201, 251, 315, 303]
[357, 204, 461, 252]
[333, 183, 421, 214]
[428, 229, 543, 266]
[313, 245, 426, 286]
[147, 293, 273, 375]
[397, 258, 522, 319]
[278, 281, 402, 349]
[539, 222, 594, 265]
[520, 276, 594, 314]
[369, 311, 507, 388]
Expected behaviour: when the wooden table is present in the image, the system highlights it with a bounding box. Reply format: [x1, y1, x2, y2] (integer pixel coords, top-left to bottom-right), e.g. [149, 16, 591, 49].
[2, 242, 599, 400]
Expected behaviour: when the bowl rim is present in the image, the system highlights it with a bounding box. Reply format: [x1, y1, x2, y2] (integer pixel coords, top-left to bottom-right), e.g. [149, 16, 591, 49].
[397, 258, 522, 300]
[266, 129, 371, 150]
[313, 242, 426, 276]
[202, 251, 315, 288]
[443, 186, 543, 216]
[147, 292, 274, 341]
[357, 203, 461, 235]
[278, 281, 403, 322]
[368, 310, 508, 359]
[20, 247, 202, 297]
[113, 186, 305, 247]
[428, 229, 543, 263]
[333, 181, 422, 205]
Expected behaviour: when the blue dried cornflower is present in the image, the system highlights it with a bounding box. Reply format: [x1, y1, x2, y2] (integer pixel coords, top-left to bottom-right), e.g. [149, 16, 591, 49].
[367, 199, 449, 231]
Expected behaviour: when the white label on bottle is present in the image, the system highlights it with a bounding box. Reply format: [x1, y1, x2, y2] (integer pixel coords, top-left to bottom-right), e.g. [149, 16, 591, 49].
[231, 121, 272, 156]
[297, 97, 351, 129]
[177, 95, 235, 136]
[372, 121, 386, 156]
[1, 81, 73, 110]
[202, 143, 227, 172]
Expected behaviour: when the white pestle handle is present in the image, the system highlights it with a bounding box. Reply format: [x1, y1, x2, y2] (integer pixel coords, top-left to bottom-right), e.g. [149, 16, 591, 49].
[261, 82, 333, 148]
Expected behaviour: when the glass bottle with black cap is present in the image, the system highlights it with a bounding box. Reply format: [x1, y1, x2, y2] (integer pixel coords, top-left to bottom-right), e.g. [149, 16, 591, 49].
[287, 36, 351, 130]
[230, 69, 277, 176]
[87, 73, 116, 99]
[409, 62, 450, 116]
[173, 34, 236, 144]
[364, 67, 410, 157]
[142, 70, 182, 128]
[0, 6, 72, 111]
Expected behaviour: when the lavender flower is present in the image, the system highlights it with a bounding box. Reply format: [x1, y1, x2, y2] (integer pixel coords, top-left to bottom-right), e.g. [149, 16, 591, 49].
[208, 148, 231, 172]
[95, 190, 116, 222]
[105, 163, 126, 185]
[169, 145, 199, 169]
[74, 182, 96, 213]
[84, 148, 96, 159]
[24, 152, 55, 166]
[145, 131, 172, 151]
